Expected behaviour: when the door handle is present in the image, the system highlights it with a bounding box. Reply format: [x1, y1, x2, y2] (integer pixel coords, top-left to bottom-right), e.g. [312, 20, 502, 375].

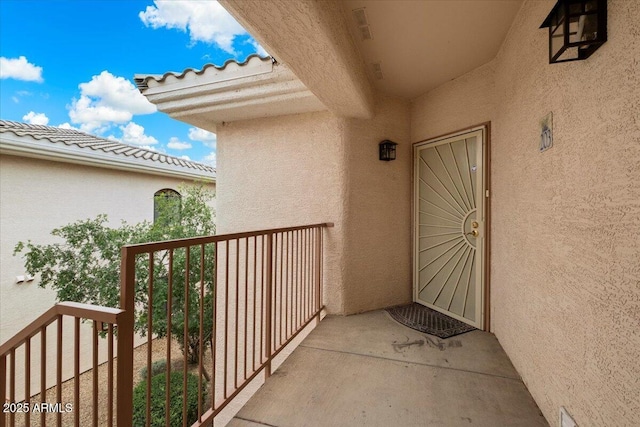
[465, 230, 479, 237]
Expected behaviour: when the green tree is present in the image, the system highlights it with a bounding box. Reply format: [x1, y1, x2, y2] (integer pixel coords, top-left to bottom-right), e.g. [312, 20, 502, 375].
[14, 184, 216, 364]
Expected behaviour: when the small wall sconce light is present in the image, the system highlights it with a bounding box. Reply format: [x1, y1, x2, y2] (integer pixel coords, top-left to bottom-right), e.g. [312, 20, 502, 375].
[379, 140, 397, 161]
[540, 0, 607, 64]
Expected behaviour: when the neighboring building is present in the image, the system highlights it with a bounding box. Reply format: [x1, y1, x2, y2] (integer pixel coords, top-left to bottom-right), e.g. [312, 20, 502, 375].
[0, 120, 215, 393]
[134, 1, 640, 426]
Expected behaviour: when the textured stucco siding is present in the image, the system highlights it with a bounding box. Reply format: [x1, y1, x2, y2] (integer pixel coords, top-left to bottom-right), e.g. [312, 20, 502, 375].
[410, 1, 640, 425]
[491, 1, 640, 425]
[411, 60, 496, 142]
[216, 111, 347, 313]
[342, 95, 412, 313]
[216, 97, 412, 315]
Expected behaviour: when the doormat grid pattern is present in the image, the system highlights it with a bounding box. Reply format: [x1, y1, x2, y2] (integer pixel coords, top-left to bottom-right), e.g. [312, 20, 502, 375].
[386, 303, 476, 339]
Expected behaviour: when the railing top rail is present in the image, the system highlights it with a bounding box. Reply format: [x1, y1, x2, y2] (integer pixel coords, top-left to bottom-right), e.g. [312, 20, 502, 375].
[0, 302, 124, 355]
[122, 222, 334, 255]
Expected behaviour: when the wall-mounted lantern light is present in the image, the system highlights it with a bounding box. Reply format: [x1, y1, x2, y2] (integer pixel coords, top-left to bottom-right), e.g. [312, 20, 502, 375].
[540, 0, 607, 64]
[379, 140, 397, 161]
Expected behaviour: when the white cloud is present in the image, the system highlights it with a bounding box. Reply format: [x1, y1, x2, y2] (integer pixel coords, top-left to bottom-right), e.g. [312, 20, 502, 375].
[139, 145, 160, 152]
[180, 155, 191, 161]
[0, 56, 43, 82]
[68, 71, 156, 132]
[58, 122, 81, 131]
[250, 40, 269, 57]
[139, 1, 246, 54]
[167, 137, 192, 150]
[188, 127, 217, 148]
[119, 122, 158, 146]
[202, 151, 217, 167]
[22, 111, 49, 125]
[12, 96, 19, 103]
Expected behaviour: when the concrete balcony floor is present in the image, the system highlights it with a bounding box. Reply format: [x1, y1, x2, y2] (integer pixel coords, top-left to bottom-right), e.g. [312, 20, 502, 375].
[228, 310, 548, 427]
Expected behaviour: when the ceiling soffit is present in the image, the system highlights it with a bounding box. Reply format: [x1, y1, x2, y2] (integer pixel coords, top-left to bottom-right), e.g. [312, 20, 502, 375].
[341, 0, 523, 99]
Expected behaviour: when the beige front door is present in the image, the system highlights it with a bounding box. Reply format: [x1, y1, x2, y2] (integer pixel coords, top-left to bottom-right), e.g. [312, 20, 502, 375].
[413, 128, 486, 328]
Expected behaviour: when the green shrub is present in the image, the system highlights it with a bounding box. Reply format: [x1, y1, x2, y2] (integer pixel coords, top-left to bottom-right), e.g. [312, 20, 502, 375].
[139, 359, 167, 381]
[133, 371, 205, 426]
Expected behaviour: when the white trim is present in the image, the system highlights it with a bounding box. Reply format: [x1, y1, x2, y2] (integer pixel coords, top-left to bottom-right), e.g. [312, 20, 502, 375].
[0, 133, 215, 182]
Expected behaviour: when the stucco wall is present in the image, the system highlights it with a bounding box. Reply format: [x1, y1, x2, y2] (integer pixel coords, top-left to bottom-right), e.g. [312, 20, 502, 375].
[216, 97, 412, 315]
[411, 60, 496, 142]
[342, 95, 412, 313]
[411, 1, 640, 425]
[216, 111, 348, 313]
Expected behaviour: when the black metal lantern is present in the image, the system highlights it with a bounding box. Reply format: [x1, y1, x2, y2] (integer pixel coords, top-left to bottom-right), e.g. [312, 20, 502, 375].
[379, 140, 397, 161]
[540, 0, 607, 64]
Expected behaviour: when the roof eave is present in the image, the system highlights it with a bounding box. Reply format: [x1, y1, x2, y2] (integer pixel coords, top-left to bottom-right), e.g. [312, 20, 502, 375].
[0, 133, 216, 182]
[136, 60, 327, 133]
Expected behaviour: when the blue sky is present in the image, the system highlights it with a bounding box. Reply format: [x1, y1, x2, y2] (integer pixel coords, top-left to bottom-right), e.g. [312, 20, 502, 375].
[0, 0, 267, 166]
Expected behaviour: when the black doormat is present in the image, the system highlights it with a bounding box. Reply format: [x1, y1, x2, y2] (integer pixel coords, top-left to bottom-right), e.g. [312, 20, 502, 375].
[385, 303, 476, 339]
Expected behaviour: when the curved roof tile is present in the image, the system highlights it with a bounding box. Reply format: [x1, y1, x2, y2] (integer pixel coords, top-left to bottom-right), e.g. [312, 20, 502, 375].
[0, 120, 216, 175]
[134, 54, 273, 91]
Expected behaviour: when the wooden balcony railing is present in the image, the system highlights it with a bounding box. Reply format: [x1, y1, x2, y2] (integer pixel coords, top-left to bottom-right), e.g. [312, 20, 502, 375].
[1, 223, 332, 427]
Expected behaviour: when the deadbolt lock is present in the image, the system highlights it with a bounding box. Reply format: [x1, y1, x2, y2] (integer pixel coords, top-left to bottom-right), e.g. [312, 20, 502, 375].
[471, 221, 479, 228]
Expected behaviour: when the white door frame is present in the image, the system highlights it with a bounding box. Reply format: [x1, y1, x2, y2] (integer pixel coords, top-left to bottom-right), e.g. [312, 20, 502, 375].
[412, 125, 488, 329]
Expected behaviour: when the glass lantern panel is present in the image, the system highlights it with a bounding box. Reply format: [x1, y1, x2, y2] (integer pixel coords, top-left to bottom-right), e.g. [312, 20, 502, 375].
[551, 23, 565, 59]
[569, 2, 584, 14]
[569, 17, 582, 43]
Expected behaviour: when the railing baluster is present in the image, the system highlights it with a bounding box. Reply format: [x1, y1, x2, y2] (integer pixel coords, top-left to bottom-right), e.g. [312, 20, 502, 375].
[252, 236, 257, 372]
[166, 249, 173, 427]
[212, 241, 218, 411]
[107, 323, 114, 427]
[74, 317, 80, 427]
[146, 251, 154, 427]
[285, 231, 289, 339]
[9, 349, 14, 427]
[321, 226, 325, 308]
[24, 337, 30, 427]
[265, 232, 273, 378]
[0, 354, 7, 427]
[260, 236, 265, 365]
[41, 326, 46, 427]
[244, 237, 249, 381]
[56, 316, 62, 427]
[224, 241, 229, 399]
[302, 230, 309, 321]
[297, 229, 302, 330]
[234, 238, 239, 390]
[92, 321, 99, 427]
[183, 246, 190, 427]
[279, 232, 284, 347]
[198, 243, 205, 422]
[316, 227, 322, 315]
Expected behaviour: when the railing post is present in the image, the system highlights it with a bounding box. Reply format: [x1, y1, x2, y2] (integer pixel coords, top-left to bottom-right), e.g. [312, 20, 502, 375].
[117, 247, 136, 427]
[0, 354, 6, 427]
[265, 232, 273, 378]
[315, 226, 322, 316]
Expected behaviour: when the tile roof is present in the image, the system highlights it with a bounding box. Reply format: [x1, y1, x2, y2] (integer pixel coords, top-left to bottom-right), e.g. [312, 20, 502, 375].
[0, 120, 216, 175]
[134, 54, 273, 91]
